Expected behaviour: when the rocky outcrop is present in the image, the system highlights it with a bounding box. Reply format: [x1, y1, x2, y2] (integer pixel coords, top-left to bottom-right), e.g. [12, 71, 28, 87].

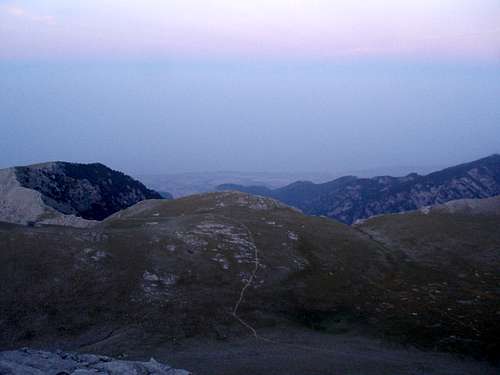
[0, 167, 95, 228]
[0, 161, 164, 226]
[219, 154, 500, 224]
[0, 348, 190, 374]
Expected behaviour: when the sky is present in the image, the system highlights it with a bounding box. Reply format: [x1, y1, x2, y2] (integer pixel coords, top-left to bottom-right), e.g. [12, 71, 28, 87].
[1, 1, 500, 174]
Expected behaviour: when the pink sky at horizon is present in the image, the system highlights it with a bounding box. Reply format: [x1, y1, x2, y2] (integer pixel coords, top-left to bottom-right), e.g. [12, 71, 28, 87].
[1, 0, 499, 61]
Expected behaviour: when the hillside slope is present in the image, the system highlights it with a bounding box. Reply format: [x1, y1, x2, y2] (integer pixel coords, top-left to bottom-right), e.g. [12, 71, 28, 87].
[0, 192, 388, 351]
[0, 162, 164, 226]
[419, 195, 500, 216]
[219, 154, 500, 224]
[356, 197, 500, 357]
[0, 192, 498, 359]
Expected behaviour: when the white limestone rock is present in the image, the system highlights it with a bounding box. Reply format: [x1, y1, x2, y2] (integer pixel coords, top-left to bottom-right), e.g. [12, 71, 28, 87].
[0, 168, 95, 228]
[0, 349, 190, 375]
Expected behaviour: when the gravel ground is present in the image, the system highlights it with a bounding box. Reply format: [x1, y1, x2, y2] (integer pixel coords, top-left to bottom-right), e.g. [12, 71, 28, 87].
[145, 327, 498, 375]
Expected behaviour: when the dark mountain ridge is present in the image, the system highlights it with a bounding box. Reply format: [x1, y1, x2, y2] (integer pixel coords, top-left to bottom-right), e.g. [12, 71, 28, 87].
[15, 161, 165, 220]
[218, 154, 500, 224]
[0, 161, 165, 224]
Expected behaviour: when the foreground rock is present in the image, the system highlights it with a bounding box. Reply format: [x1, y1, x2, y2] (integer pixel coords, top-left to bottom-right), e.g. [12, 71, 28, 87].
[0, 161, 164, 227]
[0, 348, 190, 375]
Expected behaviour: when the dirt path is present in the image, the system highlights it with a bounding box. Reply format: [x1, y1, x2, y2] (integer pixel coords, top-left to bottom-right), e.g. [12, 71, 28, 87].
[230, 222, 262, 339]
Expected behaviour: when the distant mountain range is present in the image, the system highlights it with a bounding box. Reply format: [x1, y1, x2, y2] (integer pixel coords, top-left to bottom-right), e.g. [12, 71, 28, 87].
[0, 161, 165, 226]
[137, 166, 439, 199]
[218, 154, 500, 224]
[137, 171, 339, 198]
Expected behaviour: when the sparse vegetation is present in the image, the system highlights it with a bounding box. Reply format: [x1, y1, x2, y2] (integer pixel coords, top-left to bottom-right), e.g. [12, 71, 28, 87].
[0, 191, 498, 363]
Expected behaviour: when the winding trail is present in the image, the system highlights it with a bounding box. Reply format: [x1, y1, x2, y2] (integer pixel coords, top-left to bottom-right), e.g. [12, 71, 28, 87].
[227, 221, 350, 355]
[230, 222, 262, 339]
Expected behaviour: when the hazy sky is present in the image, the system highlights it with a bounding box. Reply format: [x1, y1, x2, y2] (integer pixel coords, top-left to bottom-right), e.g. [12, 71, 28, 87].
[1, 1, 499, 174]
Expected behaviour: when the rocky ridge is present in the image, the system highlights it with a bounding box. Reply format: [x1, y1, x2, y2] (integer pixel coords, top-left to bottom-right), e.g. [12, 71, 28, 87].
[0, 161, 164, 226]
[219, 154, 500, 224]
